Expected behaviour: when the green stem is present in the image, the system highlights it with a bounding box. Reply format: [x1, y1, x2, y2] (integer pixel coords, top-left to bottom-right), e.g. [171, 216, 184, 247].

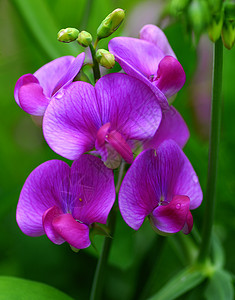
[89, 162, 125, 300]
[89, 44, 101, 82]
[198, 38, 223, 263]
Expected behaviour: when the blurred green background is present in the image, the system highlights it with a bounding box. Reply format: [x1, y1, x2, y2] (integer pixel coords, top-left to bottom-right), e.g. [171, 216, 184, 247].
[0, 0, 235, 299]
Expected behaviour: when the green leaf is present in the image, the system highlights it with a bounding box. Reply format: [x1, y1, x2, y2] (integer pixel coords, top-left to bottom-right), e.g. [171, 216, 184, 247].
[0, 276, 73, 300]
[147, 266, 206, 300]
[204, 269, 234, 300]
[12, 0, 77, 59]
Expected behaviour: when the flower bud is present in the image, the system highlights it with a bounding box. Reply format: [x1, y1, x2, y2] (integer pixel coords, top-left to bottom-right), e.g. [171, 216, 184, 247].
[208, 0, 223, 14]
[170, 0, 190, 15]
[208, 12, 224, 42]
[222, 20, 235, 49]
[57, 28, 79, 43]
[96, 49, 115, 69]
[188, 0, 210, 35]
[77, 31, 92, 47]
[97, 8, 125, 39]
[224, 1, 235, 21]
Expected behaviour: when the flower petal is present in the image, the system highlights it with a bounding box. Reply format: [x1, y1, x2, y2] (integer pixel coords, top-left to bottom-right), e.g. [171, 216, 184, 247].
[14, 74, 39, 107]
[182, 211, 193, 235]
[69, 154, 115, 225]
[52, 52, 85, 96]
[119, 149, 159, 230]
[151, 195, 190, 234]
[109, 37, 168, 107]
[34, 56, 75, 97]
[95, 73, 162, 141]
[52, 213, 91, 249]
[43, 82, 101, 160]
[42, 206, 65, 245]
[144, 106, 189, 149]
[139, 24, 176, 58]
[16, 160, 70, 237]
[18, 82, 50, 116]
[154, 56, 186, 98]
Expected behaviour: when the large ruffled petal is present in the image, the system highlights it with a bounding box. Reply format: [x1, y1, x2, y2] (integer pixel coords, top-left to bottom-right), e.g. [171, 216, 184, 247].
[109, 37, 168, 107]
[43, 82, 101, 160]
[69, 154, 115, 225]
[144, 106, 189, 150]
[14, 74, 39, 107]
[18, 82, 50, 116]
[52, 52, 85, 96]
[139, 24, 176, 58]
[151, 195, 190, 234]
[16, 160, 70, 237]
[34, 56, 75, 97]
[119, 140, 203, 230]
[52, 213, 91, 249]
[95, 73, 162, 141]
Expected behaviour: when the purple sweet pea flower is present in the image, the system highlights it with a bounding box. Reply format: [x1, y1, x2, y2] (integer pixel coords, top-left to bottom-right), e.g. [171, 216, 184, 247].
[16, 154, 115, 249]
[14, 53, 85, 116]
[108, 25, 189, 150]
[119, 140, 203, 235]
[43, 73, 162, 168]
[108, 24, 185, 100]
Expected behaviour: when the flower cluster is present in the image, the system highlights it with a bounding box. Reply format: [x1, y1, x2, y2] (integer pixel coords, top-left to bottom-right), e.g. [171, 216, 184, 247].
[15, 21, 202, 250]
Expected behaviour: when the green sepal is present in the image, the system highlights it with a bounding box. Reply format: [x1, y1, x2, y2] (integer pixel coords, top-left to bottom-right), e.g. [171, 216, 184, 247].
[57, 27, 79, 43]
[95, 49, 115, 69]
[77, 31, 92, 47]
[97, 8, 125, 40]
[222, 20, 235, 49]
[208, 12, 224, 42]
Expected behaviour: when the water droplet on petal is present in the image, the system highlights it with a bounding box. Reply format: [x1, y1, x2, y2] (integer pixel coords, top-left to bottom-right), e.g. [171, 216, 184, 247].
[176, 203, 181, 209]
[192, 175, 198, 183]
[54, 90, 64, 99]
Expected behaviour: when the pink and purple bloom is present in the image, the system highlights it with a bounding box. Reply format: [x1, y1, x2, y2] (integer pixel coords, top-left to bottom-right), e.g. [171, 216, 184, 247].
[119, 140, 203, 235]
[43, 73, 162, 168]
[109, 25, 189, 150]
[16, 154, 115, 249]
[14, 53, 85, 116]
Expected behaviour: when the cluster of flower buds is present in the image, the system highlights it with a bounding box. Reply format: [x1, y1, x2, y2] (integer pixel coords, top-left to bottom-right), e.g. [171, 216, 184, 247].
[169, 0, 235, 49]
[57, 8, 125, 69]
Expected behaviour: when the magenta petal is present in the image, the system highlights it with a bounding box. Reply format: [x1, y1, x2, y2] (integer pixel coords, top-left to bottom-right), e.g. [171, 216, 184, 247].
[16, 160, 70, 237]
[70, 154, 115, 225]
[182, 211, 193, 235]
[18, 82, 50, 116]
[52, 52, 85, 96]
[107, 130, 133, 164]
[43, 82, 101, 160]
[95, 123, 110, 162]
[151, 195, 190, 234]
[144, 106, 189, 149]
[119, 149, 158, 230]
[34, 56, 75, 97]
[109, 38, 168, 107]
[95, 73, 162, 141]
[139, 24, 176, 58]
[155, 56, 186, 98]
[52, 213, 91, 249]
[14, 74, 39, 107]
[43, 206, 65, 245]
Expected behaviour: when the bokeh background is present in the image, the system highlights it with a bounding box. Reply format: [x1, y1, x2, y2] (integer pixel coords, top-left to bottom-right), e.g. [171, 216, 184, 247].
[0, 0, 235, 299]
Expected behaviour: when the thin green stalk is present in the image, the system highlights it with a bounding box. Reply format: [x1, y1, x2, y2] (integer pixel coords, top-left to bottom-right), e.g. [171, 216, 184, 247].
[89, 44, 101, 82]
[89, 162, 125, 300]
[198, 38, 223, 263]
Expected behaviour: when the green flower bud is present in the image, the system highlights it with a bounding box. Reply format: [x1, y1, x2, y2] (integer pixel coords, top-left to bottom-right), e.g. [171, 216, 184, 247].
[170, 0, 190, 15]
[77, 31, 92, 47]
[96, 49, 115, 69]
[57, 27, 79, 43]
[97, 8, 125, 39]
[224, 1, 235, 21]
[208, 0, 223, 14]
[222, 20, 235, 49]
[188, 0, 210, 35]
[208, 12, 224, 42]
